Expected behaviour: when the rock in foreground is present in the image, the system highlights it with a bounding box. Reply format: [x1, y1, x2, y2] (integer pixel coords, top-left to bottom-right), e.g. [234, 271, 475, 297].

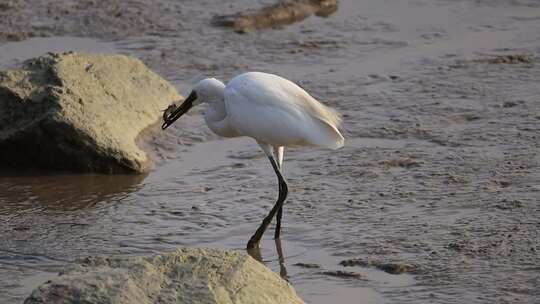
[25, 248, 304, 304]
[0, 52, 181, 173]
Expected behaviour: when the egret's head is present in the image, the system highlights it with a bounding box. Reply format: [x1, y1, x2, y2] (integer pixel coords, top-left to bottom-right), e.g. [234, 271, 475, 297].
[192, 78, 226, 105]
[161, 77, 225, 130]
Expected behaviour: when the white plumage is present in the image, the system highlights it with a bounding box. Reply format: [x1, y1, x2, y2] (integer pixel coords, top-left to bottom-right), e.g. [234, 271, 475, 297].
[223, 72, 344, 149]
[162, 71, 344, 249]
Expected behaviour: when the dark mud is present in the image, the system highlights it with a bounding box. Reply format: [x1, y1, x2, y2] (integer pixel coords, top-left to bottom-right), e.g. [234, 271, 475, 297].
[1, 0, 540, 303]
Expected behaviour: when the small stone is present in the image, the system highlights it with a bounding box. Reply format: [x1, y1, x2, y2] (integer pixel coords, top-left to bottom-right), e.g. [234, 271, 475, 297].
[319, 270, 363, 279]
[503, 101, 519, 108]
[340, 258, 417, 274]
[293, 263, 321, 269]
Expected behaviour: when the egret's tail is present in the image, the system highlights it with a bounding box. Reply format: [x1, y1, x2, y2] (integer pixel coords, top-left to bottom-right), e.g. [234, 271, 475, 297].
[309, 116, 345, 149]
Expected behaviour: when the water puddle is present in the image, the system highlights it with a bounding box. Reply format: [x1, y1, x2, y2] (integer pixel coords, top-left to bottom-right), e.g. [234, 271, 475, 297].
[192, 222, 413, 304]
[0, 134, 417, 303]
[0, 174, 145, 212]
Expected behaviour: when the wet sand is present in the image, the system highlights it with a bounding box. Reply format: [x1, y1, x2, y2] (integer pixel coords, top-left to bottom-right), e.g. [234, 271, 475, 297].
[1, 0, 540, 303]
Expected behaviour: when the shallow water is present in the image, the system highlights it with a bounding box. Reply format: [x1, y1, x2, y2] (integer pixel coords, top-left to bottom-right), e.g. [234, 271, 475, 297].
[1, 0, 540, 303]
[0, 137, 414, 303]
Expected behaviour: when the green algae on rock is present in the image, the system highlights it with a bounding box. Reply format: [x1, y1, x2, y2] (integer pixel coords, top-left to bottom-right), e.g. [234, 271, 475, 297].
[0, 52, 181, 173]
[24, 248, 305, 304]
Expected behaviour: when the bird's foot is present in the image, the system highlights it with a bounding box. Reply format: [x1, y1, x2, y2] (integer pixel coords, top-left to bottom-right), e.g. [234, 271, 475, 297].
[246, 238, 260, 250]
[246, 245, 263, 262]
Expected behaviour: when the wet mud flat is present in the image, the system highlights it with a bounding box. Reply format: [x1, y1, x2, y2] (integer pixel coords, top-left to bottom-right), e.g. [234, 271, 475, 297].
[1, 0, 540, 303]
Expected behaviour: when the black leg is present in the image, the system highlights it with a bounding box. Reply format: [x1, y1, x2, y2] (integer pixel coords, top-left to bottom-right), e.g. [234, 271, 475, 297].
[246, 156, 288, 249]
[274, 147, 284, 240]
[275, 183, 283, 239]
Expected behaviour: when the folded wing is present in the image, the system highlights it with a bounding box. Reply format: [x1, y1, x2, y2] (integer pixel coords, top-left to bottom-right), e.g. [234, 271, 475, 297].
[225, 72, 344, 149]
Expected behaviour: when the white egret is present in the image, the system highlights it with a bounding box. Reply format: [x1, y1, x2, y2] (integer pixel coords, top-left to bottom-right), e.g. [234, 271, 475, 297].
[162, 72, 344, 249]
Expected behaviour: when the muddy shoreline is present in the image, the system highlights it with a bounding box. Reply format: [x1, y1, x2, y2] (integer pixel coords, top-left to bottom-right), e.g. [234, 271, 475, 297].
[1, 0, 540, 303]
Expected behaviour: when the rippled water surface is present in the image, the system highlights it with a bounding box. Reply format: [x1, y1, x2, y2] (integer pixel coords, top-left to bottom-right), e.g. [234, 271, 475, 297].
[0, 138, 415, 303]
[2, 0, 540, 303]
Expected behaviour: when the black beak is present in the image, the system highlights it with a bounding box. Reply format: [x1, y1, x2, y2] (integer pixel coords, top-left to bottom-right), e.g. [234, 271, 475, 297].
[161, 91, 197, 130]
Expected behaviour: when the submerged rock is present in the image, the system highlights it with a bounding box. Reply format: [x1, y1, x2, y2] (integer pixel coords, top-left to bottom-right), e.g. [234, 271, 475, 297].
[475, 53, 534, 64]
[319, 270, 363, 280]
[339, 258, 419, 275]
[293, 262, 321, 269]
[0, 52, 181, 173]
[25, 248, 304, 304]
[213, 0, 338, 33]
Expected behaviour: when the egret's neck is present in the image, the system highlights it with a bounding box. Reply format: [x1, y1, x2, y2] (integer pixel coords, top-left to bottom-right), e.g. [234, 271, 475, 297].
[205, 92, 226, 122]
[204, 92, 239, 138]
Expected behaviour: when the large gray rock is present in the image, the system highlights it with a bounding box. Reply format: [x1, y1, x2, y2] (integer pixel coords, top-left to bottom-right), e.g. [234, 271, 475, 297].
[0, 52, 181, 173]
[24, 248, 304, 304]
